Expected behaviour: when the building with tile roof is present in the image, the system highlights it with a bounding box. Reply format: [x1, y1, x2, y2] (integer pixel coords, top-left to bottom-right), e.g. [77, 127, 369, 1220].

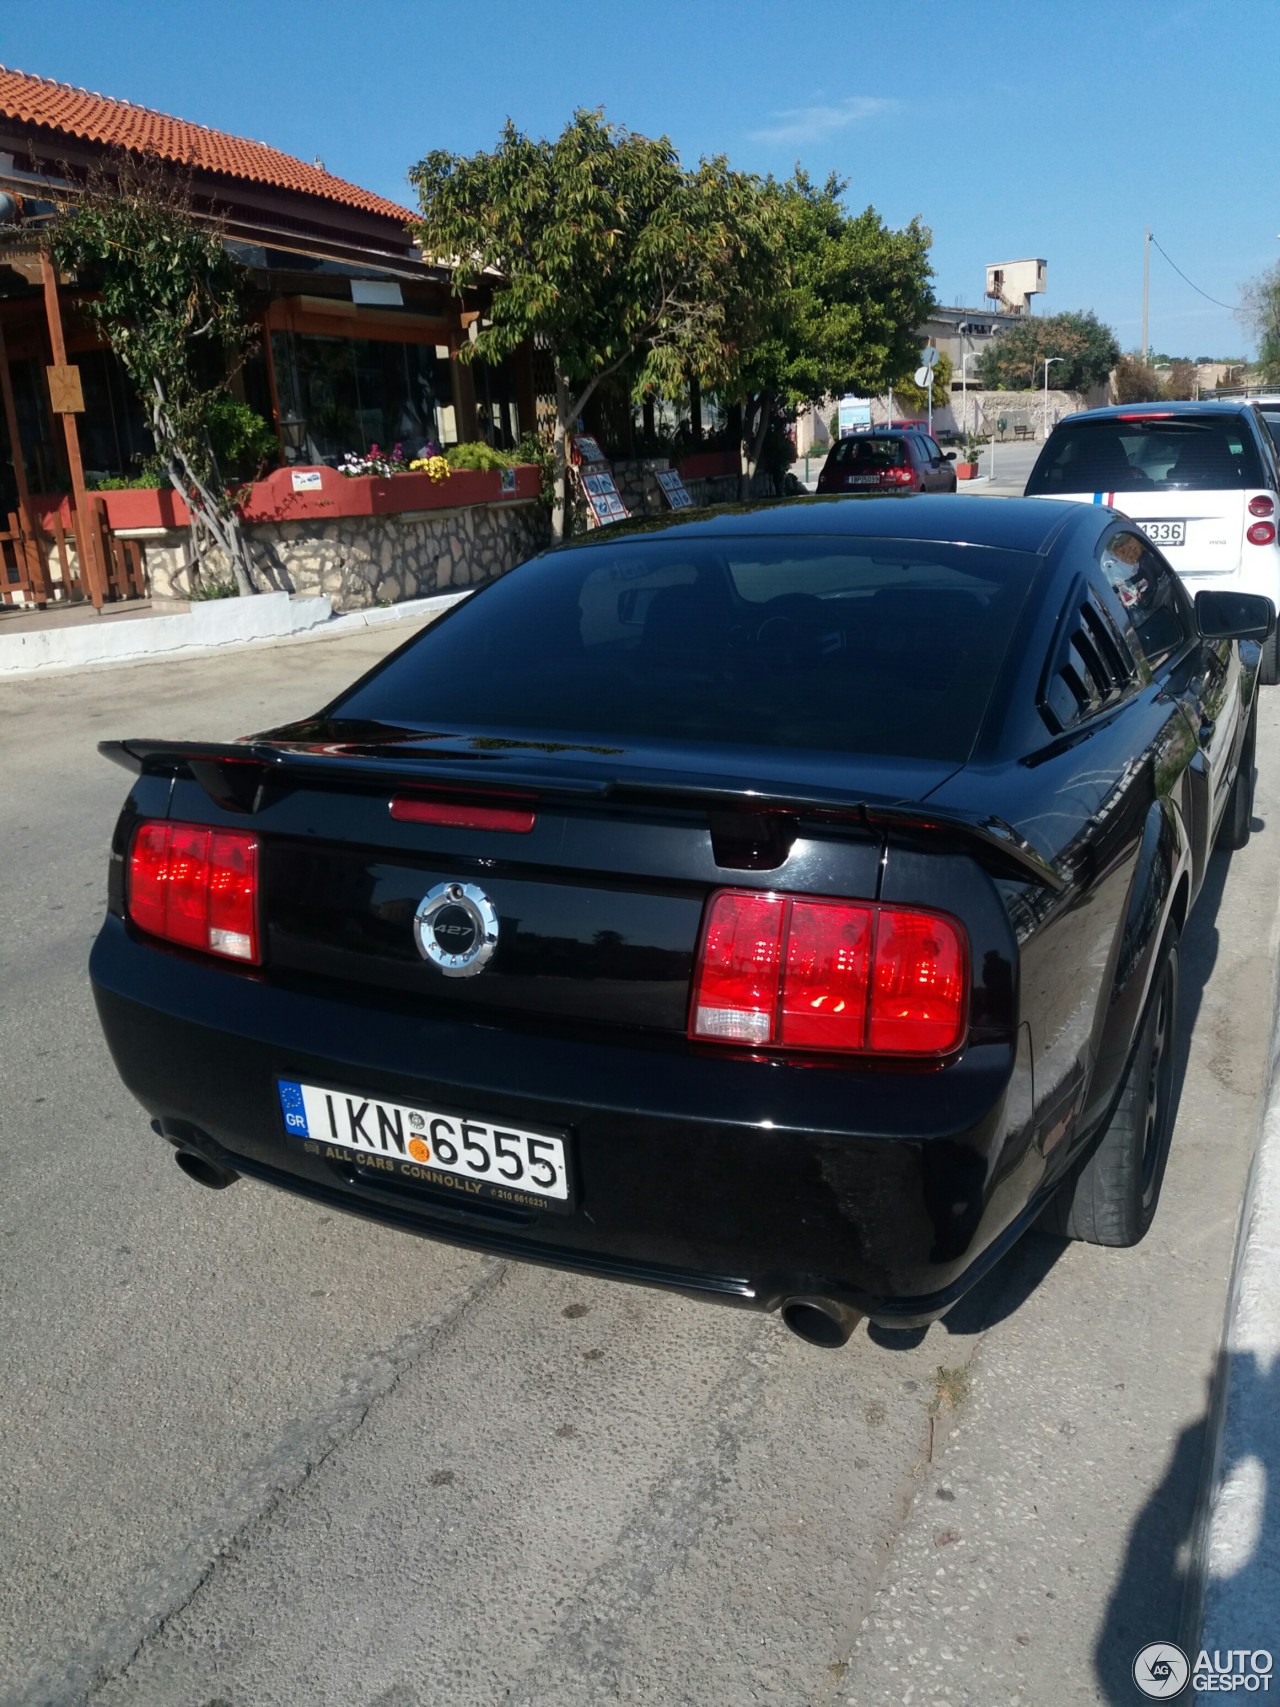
[0, 64, 414, 228]
[0, 67, 532, 600]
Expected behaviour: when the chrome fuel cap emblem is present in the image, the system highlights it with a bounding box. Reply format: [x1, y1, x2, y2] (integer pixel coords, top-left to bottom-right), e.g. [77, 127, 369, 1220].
[413, 882, 499, 977]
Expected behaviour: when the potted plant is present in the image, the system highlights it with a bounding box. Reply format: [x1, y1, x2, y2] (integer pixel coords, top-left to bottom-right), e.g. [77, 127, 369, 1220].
[956, 436, 984, 481]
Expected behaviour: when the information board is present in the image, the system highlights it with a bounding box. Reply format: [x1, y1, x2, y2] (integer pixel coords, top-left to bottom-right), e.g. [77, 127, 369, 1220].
[655, 468, 694, 510]
[580, 468, 629, 526]
[837, 396, 873, 437]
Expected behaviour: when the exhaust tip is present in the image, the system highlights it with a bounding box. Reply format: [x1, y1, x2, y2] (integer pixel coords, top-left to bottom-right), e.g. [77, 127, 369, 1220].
[174, 1149, 238, 1191]
[781, 1297, 863, 1349]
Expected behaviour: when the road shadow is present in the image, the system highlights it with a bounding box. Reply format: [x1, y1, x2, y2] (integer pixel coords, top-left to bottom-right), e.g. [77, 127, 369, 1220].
[1094, 1349, 1279, 1703]
[865, 1231, 1068, 1350]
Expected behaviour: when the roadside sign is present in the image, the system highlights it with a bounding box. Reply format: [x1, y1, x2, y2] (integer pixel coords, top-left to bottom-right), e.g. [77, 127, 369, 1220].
[919, 346, 939, 368]
[837, 396, 873, 437]
[914, 366, 932, 389]
[656, 468, 694, 510]
[579, 467, 629, 527]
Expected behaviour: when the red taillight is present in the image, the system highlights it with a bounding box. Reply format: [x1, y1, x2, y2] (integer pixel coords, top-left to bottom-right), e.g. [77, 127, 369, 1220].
[390, 796, 536, 833]
[1249, 495, 1274, 517]
[689, 890, 967, 1058]
[879, 467, 915, 487]
[127, 821, 260, 963]
[1116, 411, 1173, 420]
[1247, 521, 1277, 546]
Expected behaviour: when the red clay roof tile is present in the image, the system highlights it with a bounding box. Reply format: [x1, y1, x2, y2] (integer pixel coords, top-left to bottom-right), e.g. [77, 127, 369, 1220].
[0, 65, 413, 225]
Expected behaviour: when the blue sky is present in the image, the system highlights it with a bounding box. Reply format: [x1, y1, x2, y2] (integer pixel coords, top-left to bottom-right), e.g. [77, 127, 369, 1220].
[4, 0, 1274, 357]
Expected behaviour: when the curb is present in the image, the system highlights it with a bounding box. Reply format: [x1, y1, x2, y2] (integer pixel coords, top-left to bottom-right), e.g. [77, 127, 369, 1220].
[1186, 893, 1280, 1689]
[0, 589, 468, 678]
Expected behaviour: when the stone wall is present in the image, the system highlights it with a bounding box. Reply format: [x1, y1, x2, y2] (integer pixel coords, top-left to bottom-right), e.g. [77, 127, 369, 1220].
[131, 499, 550, 611]
[954, 389, 1084, 440]
[608, 456, 748, 516]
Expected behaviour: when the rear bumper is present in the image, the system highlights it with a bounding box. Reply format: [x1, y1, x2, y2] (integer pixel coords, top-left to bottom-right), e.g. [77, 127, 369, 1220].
[90, 916, 1043, 1326]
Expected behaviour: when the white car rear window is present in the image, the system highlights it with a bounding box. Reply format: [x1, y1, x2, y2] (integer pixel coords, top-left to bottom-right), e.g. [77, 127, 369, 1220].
[1027, 416, 1264, 494]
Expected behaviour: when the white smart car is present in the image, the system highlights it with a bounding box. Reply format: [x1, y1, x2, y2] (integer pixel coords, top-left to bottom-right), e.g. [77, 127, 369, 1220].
[1025, 401, 1280, 681]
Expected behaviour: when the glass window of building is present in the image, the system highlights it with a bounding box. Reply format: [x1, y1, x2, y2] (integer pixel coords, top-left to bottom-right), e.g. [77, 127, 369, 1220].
[271, 332, 459, 463]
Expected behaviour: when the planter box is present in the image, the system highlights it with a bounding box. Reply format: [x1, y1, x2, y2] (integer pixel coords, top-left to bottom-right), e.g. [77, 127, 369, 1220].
[30, 494, 75, 531]
[96, 487, 189, 530]
[677, 449, 739, 482]
[239, 462, 541, 524]
[31, 466, 540, 536]
[956, 463, 980, 481]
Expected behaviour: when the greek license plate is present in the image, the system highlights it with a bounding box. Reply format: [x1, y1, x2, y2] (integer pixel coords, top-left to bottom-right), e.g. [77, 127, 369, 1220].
[847, 475, 879, 486]
[277, 1079, 573, 1213]
[1138, 519, 1186, 546]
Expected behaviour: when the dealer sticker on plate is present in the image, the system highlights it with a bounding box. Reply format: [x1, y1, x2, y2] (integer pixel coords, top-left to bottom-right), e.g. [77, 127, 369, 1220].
[277, 1079, 573, 1212]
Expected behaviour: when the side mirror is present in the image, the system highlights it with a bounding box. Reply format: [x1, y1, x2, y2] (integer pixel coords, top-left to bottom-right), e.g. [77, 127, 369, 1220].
[1195, 589, 1276, 641]
[944, 451, 957, 462]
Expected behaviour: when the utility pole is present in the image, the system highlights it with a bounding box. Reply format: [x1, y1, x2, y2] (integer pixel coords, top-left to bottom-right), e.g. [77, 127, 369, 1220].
[1142, 226, 1151, 362]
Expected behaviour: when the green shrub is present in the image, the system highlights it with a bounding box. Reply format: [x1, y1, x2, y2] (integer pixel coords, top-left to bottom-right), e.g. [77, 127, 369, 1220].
[91, 456, 167, 490]
[445, 440, 517, 472]
[91, 472, 161, 491]
[514, 429, 555, 508]
[204, 398, 279, 480]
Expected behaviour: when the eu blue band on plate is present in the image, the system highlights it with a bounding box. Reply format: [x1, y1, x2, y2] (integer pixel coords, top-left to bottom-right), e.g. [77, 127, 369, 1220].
[277, 1079, 310, 1136]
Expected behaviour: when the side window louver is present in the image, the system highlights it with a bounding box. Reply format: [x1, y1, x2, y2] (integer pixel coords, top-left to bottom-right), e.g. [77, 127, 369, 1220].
[1041, 598, 1139, 735]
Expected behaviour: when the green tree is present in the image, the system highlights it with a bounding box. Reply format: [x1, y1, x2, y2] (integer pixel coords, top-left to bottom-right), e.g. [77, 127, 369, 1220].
[978, 310, 1119, 394]
[892, 349, 953, 415]
[717, 171, 934, 495]
[409, 111, 770, 538]
[48, 156, 266, 595]
[1242, 263, 1280, 385]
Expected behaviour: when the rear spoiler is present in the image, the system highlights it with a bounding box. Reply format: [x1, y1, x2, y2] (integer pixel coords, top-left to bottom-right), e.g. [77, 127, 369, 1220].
[101, 737, 1064, 892]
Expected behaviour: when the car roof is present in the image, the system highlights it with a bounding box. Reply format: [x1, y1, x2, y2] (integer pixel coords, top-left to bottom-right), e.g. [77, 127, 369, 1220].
[1053, 399, 1262, 425]
[561, 494, 1090, 556]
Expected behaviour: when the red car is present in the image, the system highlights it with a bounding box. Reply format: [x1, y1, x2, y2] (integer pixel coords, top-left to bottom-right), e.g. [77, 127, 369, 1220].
[817, 429, 957, 495]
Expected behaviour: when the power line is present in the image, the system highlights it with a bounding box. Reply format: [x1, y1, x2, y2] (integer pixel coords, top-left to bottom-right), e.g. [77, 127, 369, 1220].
[1149, 233, 1238, 313]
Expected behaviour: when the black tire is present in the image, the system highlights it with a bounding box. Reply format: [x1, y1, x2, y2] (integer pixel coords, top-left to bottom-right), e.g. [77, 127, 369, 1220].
[1041, 935, 1180, 1247]
[1260, 625, 1280, 686]
[1217, 699, 1258, 851]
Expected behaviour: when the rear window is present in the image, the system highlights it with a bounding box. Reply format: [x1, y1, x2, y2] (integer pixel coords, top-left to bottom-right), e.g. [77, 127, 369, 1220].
[1026, 415, 1264, 494]
[828, 436, 908, 469]
[333, 536, 1039, 763]
[1256, 407, 1280, 454]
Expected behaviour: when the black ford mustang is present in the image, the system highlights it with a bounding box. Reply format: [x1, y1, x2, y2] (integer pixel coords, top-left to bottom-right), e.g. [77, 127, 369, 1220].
[90, 497, 1269, 1346]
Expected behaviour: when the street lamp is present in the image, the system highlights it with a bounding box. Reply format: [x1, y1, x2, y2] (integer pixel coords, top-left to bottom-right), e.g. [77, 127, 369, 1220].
[277, 411, 308, 461]
[960, 350, 981, 443]
[1042, 357, 1063, 440]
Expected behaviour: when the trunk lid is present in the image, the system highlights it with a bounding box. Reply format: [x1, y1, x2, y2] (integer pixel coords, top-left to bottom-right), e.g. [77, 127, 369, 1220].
[132, 728, 960, 1038]
[108, 727, 1058, 1039]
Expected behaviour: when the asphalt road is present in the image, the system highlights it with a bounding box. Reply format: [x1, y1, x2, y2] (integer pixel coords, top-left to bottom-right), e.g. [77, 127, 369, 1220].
[2, 612, 1278, 1706]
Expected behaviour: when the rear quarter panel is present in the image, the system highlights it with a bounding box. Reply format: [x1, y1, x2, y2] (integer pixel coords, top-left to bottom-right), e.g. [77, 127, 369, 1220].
[929, 521, 1199, 1191]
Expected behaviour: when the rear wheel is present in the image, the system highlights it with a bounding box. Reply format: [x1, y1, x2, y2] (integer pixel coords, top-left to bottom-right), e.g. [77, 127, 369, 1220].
[1260, 625, 1280, 686]
[1217, 700, 1258, 851]
[1041, 935, 1180, 1247]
